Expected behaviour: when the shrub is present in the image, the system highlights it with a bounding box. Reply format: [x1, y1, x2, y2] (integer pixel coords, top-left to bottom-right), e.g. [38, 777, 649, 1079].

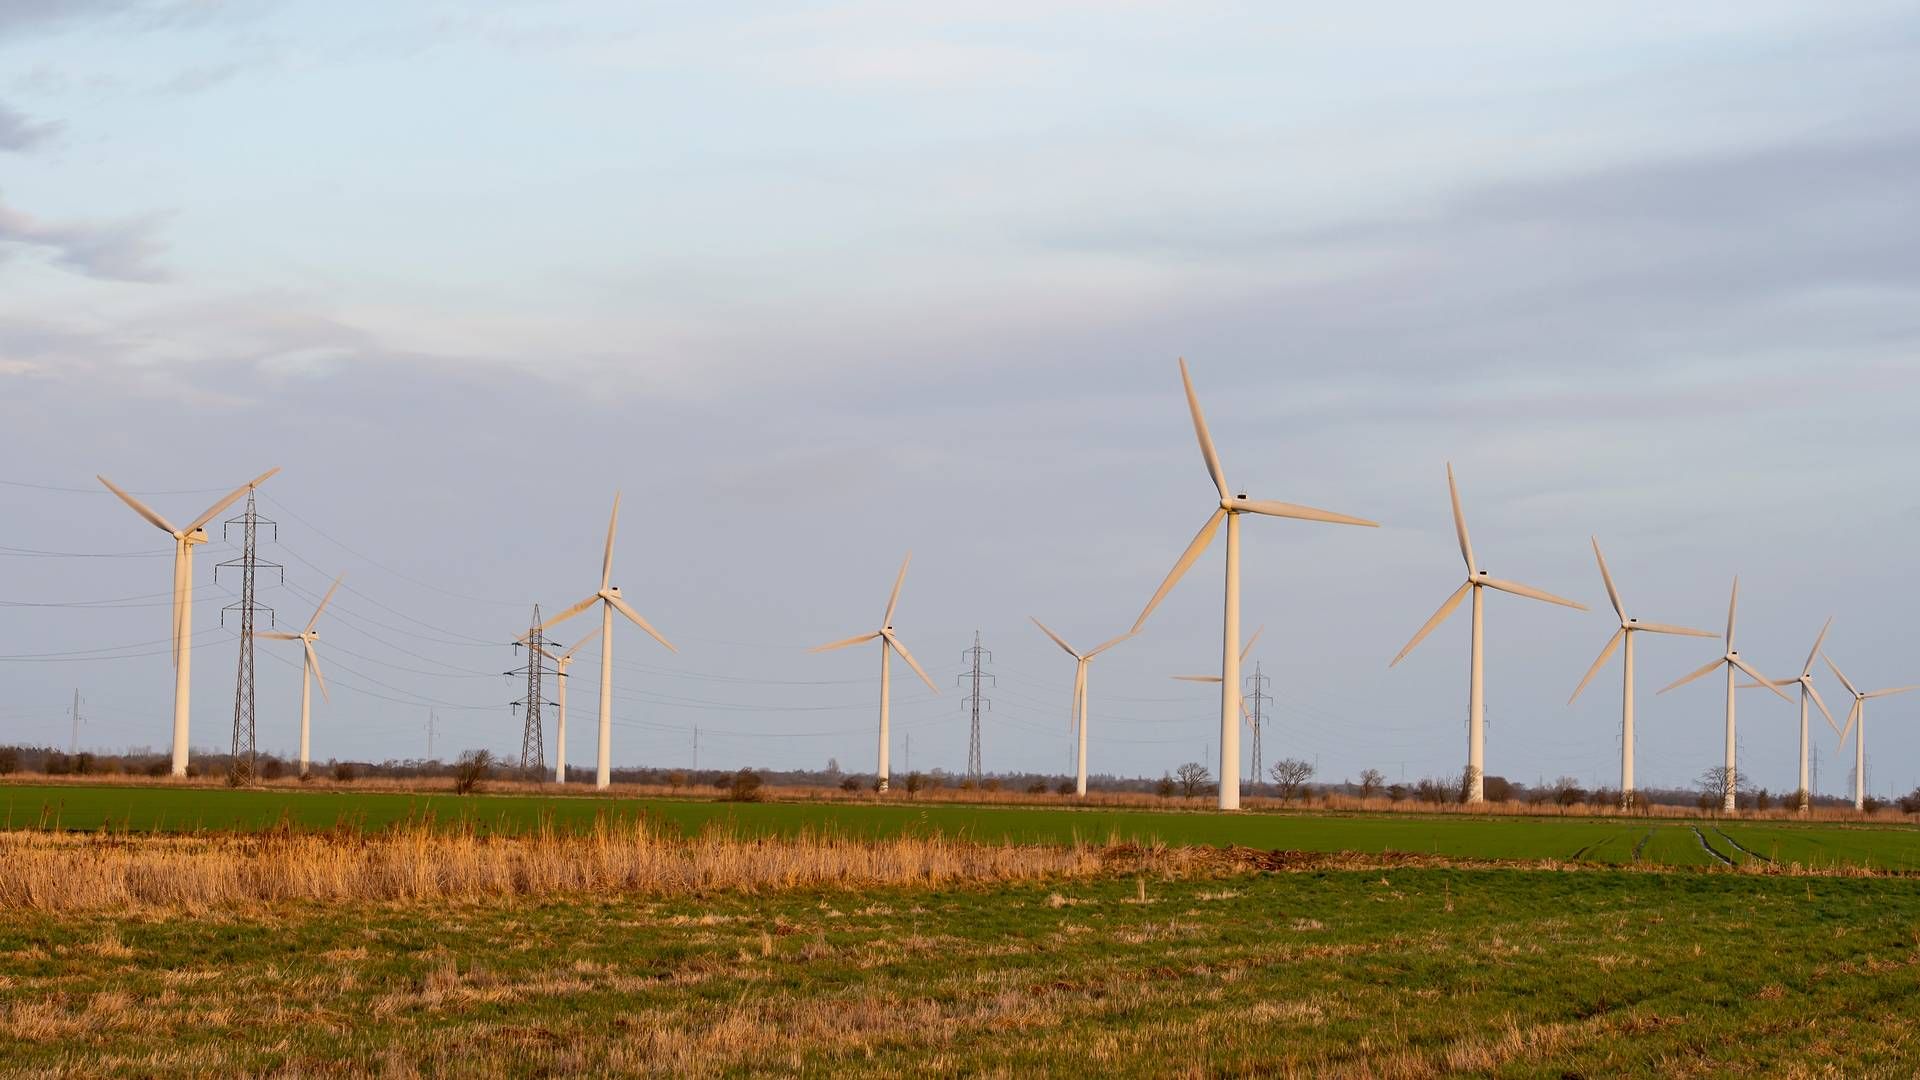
[1357, 768, 1384, 800]
[1055, 779, 1076, 796]
[667, 770, 688, 792]
[1026, 781, 1049, 794]
[43, 752, 71, 776]
[453, 750, 492, 795]
[726, 768, 764, 802]
[1863, 795, 1884, 813]
[1387, 783, 1407, 803]
[331, 761, 356, 783]
[903, 771, 925, 796]
[1896, 788, 1920, 815]
[0, 748, 17, 775]
[1155, 773, 1176, 799]
[73, 752, 96, 776]
[260, 758, 285, 781]
[145, 760, 168, 778]
[982, 778, 1001, 793]
[839, 775, 863, 793]
[1482, 775, 1514, 803]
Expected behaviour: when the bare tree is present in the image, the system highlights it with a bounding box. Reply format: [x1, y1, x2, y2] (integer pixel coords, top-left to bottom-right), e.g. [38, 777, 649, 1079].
[1269, 758, 1314, 804]
[1696, 766, 1740, 811]
[1550, 775, 1585, 807]
[453, 749, 493, 795]
[1175, 762, 1212, 799]
[1357, 768, 1385, 800]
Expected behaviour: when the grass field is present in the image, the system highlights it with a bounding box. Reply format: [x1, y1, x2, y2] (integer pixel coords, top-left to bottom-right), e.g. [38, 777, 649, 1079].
[6, 782, 1920, 871]
[5, 866, 1919, 1076]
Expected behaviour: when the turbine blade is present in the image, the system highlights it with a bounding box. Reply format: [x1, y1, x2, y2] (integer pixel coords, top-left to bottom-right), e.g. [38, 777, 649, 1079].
[1132, 508, 1225, 633]
[186, 467, 279, 534]
[885, 632, 939, 693]
[1178, 357, 1228, 499]
[1029, 616, 1080, 660]
[1086, 630, 1135, 658]
[1804, 616, 1834, 678]
[601, 493, 620, 591]
[1447, 463, 1476, 573]
[561, 625, 603, 661]
[1823, 653, 1860, 698]
[96, 475, 179, 535]
[812, 631, 881, 653]
[1633, 621, 1717, 638]
[540, 593, 602, 631]
[1072, 663, 1087, 736]
[1235, 499, 1378, 528]
[1568, 628, 1624, 705]
[1390, 581, 1472, 667]
[1866, 686, 1920, 699]
[1590, 537, 1624, 621]
[1730, 656, 1793, 703]
[1725, 577, 1739, 651]
[305, 641, 330, 703]
[1479, 576, 1587, 611]
[306, 574, 344, 633]
[883, 552, 911, 627]
[1658, 657, 1725, 695]
[1239, 624, 1264, 662]
[255, 631, 300, 640]
[1171, 674, 1224, 683]
[608, 593, 676, 653]
[1807, 683, 1838, 733]
[1838, 701, 1859, 747]
[171, 546, 187, 671]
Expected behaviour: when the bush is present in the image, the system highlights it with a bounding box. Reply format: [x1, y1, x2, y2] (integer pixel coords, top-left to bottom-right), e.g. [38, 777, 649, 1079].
[73, 752, 96, 776]
[903, 771, 925, 796]
[145, 759, 169, 778]
[43, 752, 71, 776]
[982, 778, 1001, 793]
[1357, 768, 1384, 800]
[1387, 783, 1407, 803]
[1055, 779, 1076, 796]
[726, 768, 764, 802]
[1863, 795, 1884, 813]
[331, 761, 356, 783]
[260, 758, 285, 781]
[839, 775, 863, 793]
[1896, 788, 1920, 815]
[667, 770, 688, 792]
[1026, 781, 1049, 794]
[1482, 775, 1514, 803]
[0, 748, 17, 775]
[453, 750, 492, 794]
[1155, 773, 1176, 799]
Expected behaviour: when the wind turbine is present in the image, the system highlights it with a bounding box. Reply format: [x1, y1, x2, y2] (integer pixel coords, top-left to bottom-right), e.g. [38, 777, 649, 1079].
[812, 554, 939, 792]
[1029, 617, 1134, 798]
[545, 626, 600, 785]
[1566, 539, 1714, 808]
[1390, 464, 1586, 803]
[257, 575, 341, 779]
[1822, 651, 1917, 811]
[1656, 578, 1790, 811]
[1172, 627, 1264, 782]
[97, 467, 281, 777]
[541, 494, 676, 790]
[1133, 358, 1377, 810]
[1737, 619, 1838, 811]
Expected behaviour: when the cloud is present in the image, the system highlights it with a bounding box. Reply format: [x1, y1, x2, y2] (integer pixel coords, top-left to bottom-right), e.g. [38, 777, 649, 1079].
[0, 102, 56, 150]
[0, 196, 166, 281]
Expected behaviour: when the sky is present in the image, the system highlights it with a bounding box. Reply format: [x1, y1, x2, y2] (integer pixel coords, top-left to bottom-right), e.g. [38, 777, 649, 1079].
[3, 1, 1919, 796]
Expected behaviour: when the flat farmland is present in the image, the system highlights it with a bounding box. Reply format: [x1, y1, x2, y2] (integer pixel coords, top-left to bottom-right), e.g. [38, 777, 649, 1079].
[6, 783, 1918, 870]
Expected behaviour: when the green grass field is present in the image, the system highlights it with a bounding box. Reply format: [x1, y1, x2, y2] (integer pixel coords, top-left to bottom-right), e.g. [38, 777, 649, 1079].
[8, 782, 1920, 870]
[5, 868, 1918, 1075]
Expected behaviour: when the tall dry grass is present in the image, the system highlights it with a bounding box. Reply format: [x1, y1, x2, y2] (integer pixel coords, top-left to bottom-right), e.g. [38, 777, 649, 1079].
[0, 822, 1212, 914]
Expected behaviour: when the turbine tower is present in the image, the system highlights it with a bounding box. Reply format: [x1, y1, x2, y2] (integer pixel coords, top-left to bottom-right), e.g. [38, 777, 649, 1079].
[1656, 578, 1789, 811]
[1172, 626, 1264, 780]
[1822, 651, 1917, 811]
[97, 467, 280, 777]
[541, 494, 676, 790]
[1737, 619, 1838, 811]
[1134, 358, 1377, 810]
[811, 554, 939, 792]
[546, 627, 600, 785]
[1567, 539, 1714, 808]
[1390, 464, 1586, 803]
[257, 575, 341, 779]
[1029, 617, 1134, 798]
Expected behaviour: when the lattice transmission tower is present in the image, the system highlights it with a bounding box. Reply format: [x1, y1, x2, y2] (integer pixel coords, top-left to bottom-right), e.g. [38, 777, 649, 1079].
[1245, 662, 1271, 791]
[957, 631, 994, 781]
[217, 487, 279, 785]
[508, 605, 551, 778]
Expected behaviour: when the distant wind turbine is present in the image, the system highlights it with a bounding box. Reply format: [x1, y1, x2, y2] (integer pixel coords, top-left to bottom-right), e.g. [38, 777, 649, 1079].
[1737, 619, 1839, 811]
[1567, 539, 1714, 808]
[1656, 578, 1790, 811]
[1821, 651, 1917, 811]
[1134, 358, 1377, 810]
[257, 574, 341, 779]
[541, 494, 676, 790]
[97, 467, 281, 777]
[1029, 617, 1134, 797]
[1391, 464, 1586, 804]
[546, 627, 601, 785]
[812, 554, 939, 792]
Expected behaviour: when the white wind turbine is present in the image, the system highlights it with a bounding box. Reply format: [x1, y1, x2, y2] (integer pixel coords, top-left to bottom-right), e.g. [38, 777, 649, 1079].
[541, 494, 676, 790]
[1133, 358, 1377, 810]
[1656, 578, 1790, 811]
[1029, 617, 1135, 798]
[257, 575, 341, 779]
[1736, 619, 1838, 810]
[1566, 539, 1715, 807]
[1821, 651, 1917, 811]
[1390, 465, 1586, 803]
[97, 467, 281, 777]
[545, 626, 600, 785]
[812, 554, 939, 792]
[1172, 626, 1264, 778]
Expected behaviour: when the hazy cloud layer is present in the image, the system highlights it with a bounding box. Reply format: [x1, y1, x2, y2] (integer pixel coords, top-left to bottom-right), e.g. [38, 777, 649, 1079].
[0, 101, 54, 149]
[0, 198, 165, 281]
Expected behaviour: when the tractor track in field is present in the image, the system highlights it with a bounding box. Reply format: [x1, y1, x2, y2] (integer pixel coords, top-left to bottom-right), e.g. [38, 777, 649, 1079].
[1714, 828, 1774, 865]
[1691, 826, 1735, 866]
[1631, 830, 1654, 862]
